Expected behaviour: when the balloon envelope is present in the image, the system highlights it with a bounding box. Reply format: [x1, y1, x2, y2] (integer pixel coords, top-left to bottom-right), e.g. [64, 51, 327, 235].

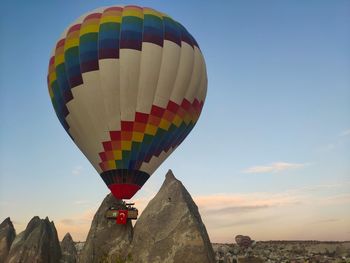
[235, 235, 253, 249]
[47, 6, 207, 200]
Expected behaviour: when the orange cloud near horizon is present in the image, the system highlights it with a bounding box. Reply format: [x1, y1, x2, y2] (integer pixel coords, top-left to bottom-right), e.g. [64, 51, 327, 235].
[9, 183, 349, 243]
[51, 186, 350, 242]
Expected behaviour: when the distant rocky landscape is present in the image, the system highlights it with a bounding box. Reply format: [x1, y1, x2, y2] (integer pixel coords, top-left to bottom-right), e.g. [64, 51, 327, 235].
[213, 241, 350, 263]
[0, 170, 349, 263]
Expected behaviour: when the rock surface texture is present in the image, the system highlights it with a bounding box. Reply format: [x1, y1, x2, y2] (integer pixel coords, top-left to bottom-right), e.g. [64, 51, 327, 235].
[78, 194, 133, 263]
[6, 216, 61, 263]
[128, 169, 215, 263]
[61, 233, 77, 263]
[0, 217, 16, 262]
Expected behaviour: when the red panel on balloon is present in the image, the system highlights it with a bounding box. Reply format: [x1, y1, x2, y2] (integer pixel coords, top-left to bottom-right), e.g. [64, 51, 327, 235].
[109, 184, 141, 199]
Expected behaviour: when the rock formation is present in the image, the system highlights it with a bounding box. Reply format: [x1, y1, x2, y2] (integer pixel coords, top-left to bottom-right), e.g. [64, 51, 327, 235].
[61, 233, 77, 263]
[0, 217, 16, 262]
[77, 170, 214, 263]
[6, 216, 61, 263]
[79, 194, 133, 263]
[128, 169, 215, 263]
[74, 242, 84, 256]
[237, 256, 264, 263]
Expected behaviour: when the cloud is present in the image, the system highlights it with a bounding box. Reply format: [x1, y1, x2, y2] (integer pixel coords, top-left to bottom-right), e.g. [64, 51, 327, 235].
[11, 220, 24, 224]
[73, 200, 90, 206]
[191, 192, 302, 240]
[295, 181, 350, 192]
[56, 208, 96, 241]
[339, 129, 350, 137]
[319, 128, 350, 152]
[318, 193, 350, 206]
[0, 201, 9, 207]
[194, 192, 301, 213]
[60, 219, 76, 225]
[214, 215, 278, 228]
[242, 162, 305, 174]
[71, 165, 83, 176]
[314, 218, 340, 224]
[205, 204, 271, 214]
[191, 185, 350, 242]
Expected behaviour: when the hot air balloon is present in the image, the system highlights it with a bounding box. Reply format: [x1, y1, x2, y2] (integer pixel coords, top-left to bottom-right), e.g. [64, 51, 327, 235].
[47, 5, 207, 222]
[235, 235, 254, 249]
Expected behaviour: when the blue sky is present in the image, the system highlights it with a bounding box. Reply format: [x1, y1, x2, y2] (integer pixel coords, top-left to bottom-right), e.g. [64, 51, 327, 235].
[0, 0, 349, 242]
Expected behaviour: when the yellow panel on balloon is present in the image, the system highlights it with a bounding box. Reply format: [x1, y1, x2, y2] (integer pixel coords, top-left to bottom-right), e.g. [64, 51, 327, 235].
[121, 141, 132, 151]
[54, 54, 65, 66]
[123, 9, 143, 19]
[143, 8, 162, 18]
[172, 115, 182, 127]
[48, 87, 54, 99]
[132, 132, 144, 142]
[113, 150, 122, 160]
[184, 114, 192, 125]
[65, 38, 79, 50]
[159, 119, 171, 131]
[108, 160, 116, 169]
[48, 72, 56, 85]
[145, 124, 157, 135]
[100, 15, 122, 24]
[80, 25, 99, 35]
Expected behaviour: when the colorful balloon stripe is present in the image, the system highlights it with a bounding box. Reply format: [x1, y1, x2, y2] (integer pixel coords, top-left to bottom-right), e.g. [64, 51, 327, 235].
[98, 98, 203, 173]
